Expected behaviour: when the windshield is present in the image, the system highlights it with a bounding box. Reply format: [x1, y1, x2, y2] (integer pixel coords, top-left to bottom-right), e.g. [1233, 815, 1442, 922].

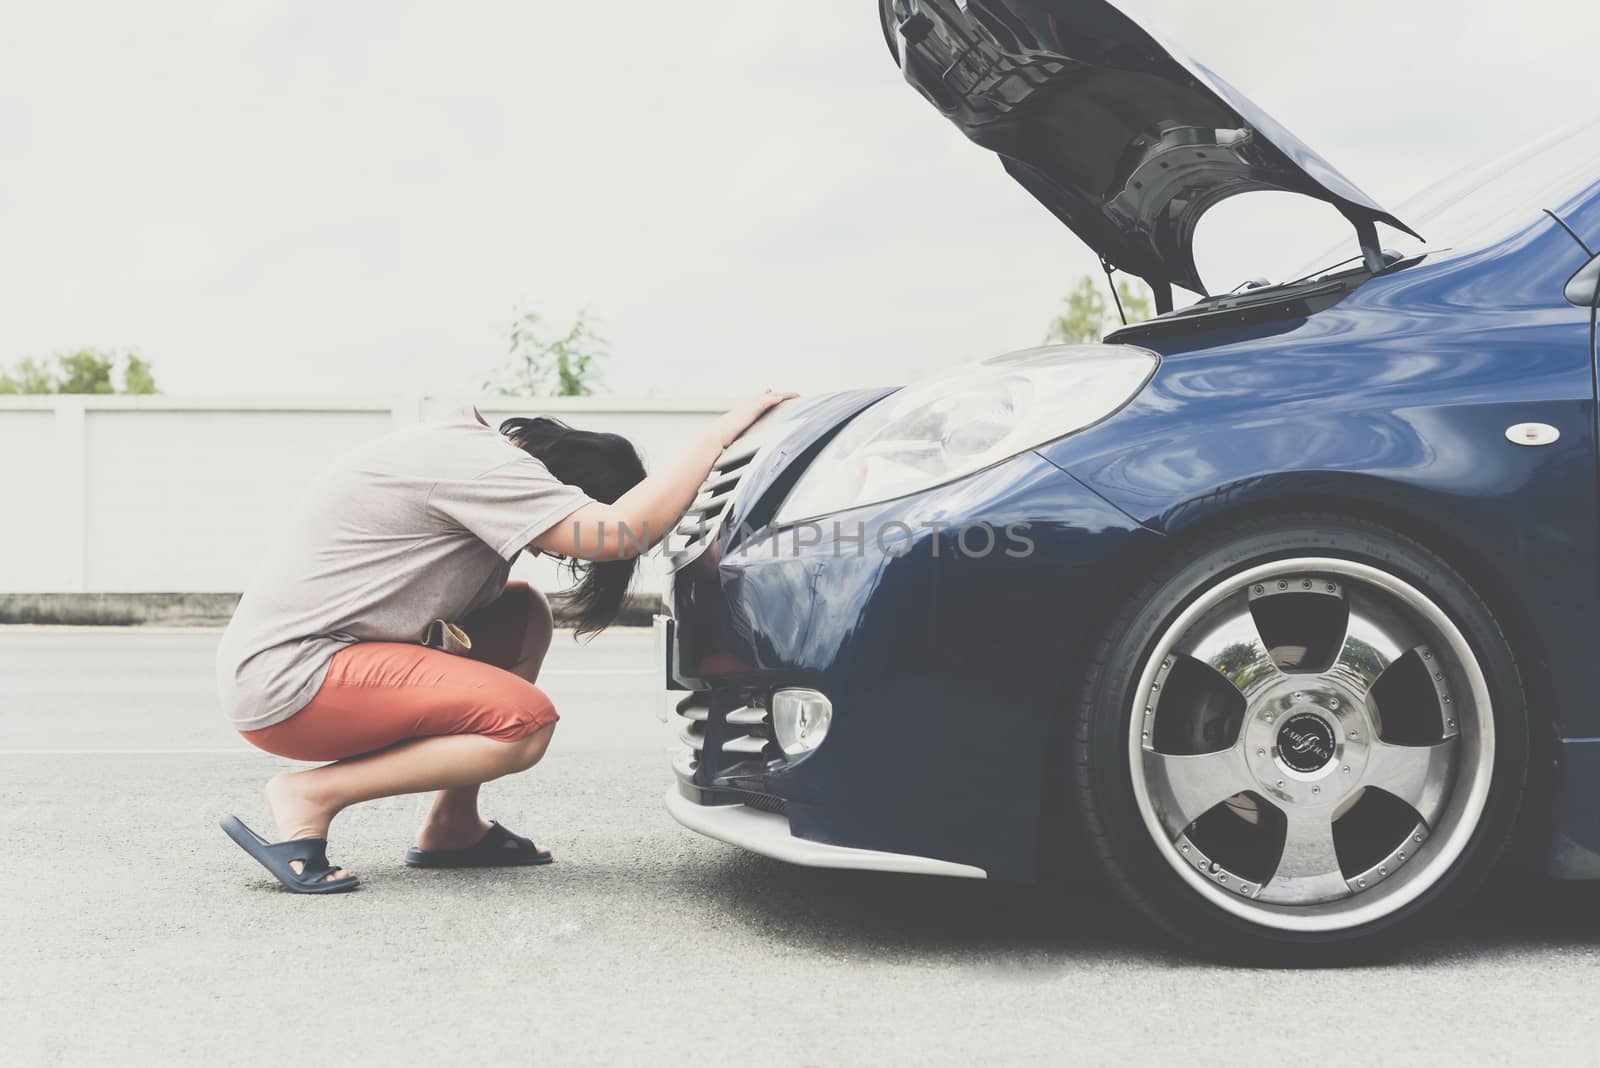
[1290, 115, 1600, 283]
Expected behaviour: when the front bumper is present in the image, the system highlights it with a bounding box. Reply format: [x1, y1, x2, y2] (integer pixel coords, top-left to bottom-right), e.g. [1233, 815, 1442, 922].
[663, 787, 985, 878]
[655, 431, 1157, 880]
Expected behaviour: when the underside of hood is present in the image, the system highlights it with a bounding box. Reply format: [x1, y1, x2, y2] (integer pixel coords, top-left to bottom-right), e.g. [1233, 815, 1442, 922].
[882, 0, 1417, 299]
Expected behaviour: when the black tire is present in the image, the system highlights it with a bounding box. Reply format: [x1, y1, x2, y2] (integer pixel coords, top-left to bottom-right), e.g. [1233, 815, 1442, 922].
[1071, 512, 1529, 964]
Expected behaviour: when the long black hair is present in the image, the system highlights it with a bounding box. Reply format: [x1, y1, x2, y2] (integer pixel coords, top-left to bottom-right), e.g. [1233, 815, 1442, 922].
[500, 416, 647, 638]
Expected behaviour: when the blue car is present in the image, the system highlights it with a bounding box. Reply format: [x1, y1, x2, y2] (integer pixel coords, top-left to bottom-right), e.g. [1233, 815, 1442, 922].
[656, 0, 1600, 961]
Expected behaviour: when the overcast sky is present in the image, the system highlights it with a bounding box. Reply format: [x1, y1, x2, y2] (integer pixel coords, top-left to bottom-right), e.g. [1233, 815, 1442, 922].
[2, 0, 1597, 401]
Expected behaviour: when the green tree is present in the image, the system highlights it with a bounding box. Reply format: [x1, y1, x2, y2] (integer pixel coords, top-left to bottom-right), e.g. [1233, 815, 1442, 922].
[0, 357, 58, 395]
[484, 310, 607, 398]
[0, 349, 161, 395]
[56, 350, 117, 394]
[122, 355, 159, 395]
[1114, 279, 1154, 326]
[1046, 277, 1107, 344]
[1046, 275, 1155, 344]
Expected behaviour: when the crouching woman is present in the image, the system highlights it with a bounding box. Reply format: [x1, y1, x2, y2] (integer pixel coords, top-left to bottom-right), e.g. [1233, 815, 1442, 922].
[217, 390, 793, 892]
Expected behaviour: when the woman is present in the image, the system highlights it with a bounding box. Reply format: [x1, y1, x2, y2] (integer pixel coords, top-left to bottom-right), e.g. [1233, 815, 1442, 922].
[218, 389, 794, 893]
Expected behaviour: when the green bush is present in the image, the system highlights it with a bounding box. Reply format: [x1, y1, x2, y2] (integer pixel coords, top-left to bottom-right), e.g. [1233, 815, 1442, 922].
[483, 310, 606, 398]
[0, 349, 160, 395]
[1046, 276, 1154, 344]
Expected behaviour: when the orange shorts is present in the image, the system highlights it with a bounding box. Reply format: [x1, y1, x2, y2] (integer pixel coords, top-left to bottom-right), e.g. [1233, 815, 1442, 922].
[242, 583, 558, 763]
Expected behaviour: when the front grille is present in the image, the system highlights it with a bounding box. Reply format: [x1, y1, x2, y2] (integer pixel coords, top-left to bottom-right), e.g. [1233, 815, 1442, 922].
[743, 793, 788, 815]
[664, 439, 760, 571]
[673, 691, 773, 781]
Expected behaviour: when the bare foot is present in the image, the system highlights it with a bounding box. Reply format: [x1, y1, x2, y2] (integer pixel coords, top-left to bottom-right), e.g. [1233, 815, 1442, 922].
[265, 772, 350, 883]
[414, 812, 495, 853]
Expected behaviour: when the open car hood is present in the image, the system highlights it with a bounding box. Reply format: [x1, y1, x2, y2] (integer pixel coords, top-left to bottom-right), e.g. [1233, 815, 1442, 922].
[883, 0, 1417, 297]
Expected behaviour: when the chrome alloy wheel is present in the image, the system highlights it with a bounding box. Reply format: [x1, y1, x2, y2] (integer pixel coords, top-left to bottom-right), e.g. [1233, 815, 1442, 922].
[1128, 558, 1495, 933]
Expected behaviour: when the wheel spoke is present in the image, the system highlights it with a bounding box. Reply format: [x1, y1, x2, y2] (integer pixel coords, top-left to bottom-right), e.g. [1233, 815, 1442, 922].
[1325, 596, 1415, 697]
[1258, 807, 1351, 905]
[1366, 736, 1459, 825]
[1141, 746, 1254, 839]
[1179, 604, 1282, 703]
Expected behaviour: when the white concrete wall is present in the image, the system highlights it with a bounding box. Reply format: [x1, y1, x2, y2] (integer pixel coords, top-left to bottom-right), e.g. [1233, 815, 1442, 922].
[0, 396, 722, 596]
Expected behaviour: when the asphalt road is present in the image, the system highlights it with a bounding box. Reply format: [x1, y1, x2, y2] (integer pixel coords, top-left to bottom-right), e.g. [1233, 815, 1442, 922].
[3, 629, 1599, 1066]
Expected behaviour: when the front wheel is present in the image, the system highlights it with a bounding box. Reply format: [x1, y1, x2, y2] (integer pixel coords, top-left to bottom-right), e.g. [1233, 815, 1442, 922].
[1072, 514, 1528, 963]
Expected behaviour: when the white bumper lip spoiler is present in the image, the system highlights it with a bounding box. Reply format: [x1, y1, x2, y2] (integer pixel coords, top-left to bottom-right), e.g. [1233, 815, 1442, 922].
[664, 787, 986, 880]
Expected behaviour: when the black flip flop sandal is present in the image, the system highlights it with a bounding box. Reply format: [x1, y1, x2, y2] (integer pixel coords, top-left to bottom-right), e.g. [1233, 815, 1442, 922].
[404, 820, 553, 868]
[221, 815, 360, 894]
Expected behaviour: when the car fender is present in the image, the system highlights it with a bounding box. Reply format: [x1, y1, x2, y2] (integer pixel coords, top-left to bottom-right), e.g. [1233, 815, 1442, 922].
[1038, 212, 1600, 746]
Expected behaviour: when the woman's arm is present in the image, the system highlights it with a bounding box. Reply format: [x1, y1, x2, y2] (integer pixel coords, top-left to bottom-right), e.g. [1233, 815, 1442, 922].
[531, 389, 798, 562]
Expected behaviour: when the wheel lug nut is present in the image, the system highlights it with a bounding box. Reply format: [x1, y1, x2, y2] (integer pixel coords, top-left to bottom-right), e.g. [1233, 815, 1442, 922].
[1343, 765, 1351, 774]
[1349, 730, 1359, 739]
[1302, 580, 1312, 589]
[1276, 779, 1286, 788]
[1313, 786, 1321, 795]
[1278, 580, 1288, 590]
[1254, 585, 1265, 595]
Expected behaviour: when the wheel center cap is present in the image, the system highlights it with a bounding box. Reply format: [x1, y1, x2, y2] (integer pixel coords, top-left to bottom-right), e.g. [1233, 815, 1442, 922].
[1277, 713, 1337, 774]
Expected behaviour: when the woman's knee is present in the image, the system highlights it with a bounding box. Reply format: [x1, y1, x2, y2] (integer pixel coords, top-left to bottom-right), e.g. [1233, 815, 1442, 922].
[505, 721, 556, 772]
[487, 683, 557, 768]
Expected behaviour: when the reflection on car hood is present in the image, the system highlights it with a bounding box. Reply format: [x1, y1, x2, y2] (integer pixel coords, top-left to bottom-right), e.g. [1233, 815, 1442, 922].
[882, 0, 1418, 295]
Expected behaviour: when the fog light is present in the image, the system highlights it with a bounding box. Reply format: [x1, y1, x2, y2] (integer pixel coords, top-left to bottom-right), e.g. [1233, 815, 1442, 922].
[771, 689, 832, 758]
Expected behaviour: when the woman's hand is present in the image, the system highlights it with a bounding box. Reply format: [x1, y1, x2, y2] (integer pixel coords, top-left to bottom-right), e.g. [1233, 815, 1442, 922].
[715, 389, 799, 449]
[533, 388, 799, 563]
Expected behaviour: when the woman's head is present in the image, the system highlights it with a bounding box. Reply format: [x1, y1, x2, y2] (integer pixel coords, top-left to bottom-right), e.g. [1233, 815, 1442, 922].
[500, 416, 647, 638]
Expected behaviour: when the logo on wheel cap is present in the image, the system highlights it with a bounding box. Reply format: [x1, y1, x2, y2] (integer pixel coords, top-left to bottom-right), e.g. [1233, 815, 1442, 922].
[1277, 713, 1337, 773]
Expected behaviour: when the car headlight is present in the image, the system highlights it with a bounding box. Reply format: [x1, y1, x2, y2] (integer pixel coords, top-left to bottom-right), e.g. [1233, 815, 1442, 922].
[772, 344, 1157, 525]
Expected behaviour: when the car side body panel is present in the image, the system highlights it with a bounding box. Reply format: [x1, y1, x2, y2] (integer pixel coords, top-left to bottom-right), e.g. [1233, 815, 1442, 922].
[1547, 178, 1600, 875]
[1038, 209, 1600, 875]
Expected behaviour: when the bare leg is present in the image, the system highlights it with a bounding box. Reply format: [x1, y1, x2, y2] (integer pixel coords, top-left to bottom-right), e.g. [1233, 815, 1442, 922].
[267, 725, 556, 878]
[416, 783, 485, 853]
[419, 589, 558, 851]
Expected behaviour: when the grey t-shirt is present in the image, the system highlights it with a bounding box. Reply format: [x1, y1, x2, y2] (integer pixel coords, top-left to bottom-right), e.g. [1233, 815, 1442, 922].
[216, 408, 593, 732]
